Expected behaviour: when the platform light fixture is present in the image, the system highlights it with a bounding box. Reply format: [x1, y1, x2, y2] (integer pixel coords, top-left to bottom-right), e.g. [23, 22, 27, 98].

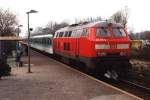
[26, 10, 38, 73]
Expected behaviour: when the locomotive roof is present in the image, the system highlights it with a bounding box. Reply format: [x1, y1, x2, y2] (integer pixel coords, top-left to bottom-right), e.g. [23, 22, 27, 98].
[31, 34, 53, 38]
[56, 21, 123, 32]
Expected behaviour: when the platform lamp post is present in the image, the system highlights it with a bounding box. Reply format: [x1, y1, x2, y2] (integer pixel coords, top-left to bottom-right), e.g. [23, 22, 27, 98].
[26, 10, 38, 73]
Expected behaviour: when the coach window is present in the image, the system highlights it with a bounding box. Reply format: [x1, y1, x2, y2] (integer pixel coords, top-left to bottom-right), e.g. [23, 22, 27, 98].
[82, 29, 88, 36]
[48, 38, 50, 44]
[45, 38, 47, 44]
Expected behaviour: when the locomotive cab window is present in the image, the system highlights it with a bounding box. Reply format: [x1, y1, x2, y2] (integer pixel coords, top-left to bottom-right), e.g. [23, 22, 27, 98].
[112, 27, 126, 37]
[96, 27, 110, 37]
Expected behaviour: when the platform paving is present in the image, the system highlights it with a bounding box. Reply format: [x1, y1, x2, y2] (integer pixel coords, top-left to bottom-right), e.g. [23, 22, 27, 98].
[0, 50, 142, 100]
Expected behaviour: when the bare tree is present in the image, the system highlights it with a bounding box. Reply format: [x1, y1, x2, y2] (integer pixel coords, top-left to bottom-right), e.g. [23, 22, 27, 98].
[46, 21, 68, 34]
[74, 16, 102, 24]
[144, 31, 150, 40]
[0, 9, 17, 77]
[32, 27, 43, 35]
[0, 9, 18, 36]
[109, 6, 129, 27]
[33, 21, 69, 35]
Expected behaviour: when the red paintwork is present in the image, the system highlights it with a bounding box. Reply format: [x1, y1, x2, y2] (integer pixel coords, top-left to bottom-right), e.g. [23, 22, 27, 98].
[53, 22, 131, 60]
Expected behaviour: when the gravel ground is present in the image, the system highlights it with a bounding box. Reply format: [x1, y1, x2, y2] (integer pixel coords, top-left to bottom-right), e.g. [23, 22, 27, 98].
[0, 51, 140, 100]
[130, 59, 150, 76]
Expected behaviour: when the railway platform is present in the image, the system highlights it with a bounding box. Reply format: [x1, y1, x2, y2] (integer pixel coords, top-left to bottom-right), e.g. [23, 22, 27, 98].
[0, 49, 142, 100]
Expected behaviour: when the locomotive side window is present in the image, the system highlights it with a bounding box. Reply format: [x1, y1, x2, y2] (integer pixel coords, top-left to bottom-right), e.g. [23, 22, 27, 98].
[76, 29, 82, 38]
[59, 32, 64, 37]
[54, 32, 58, 38]
[58, 32, 61, 37]
[57, 32, 60, 37]
[61, 32, 64, 37]
[112, 27, 126, 37]
[71, 31, 76, 37]
[59, 32, 62, 37]
[96, 27, 110, 37]
[55, 32, 58, 38]
[64, 43, 70, 50]
[64, 31, 68, 37]
[82, 29, 88, 36]
[68, 31, 72, 37]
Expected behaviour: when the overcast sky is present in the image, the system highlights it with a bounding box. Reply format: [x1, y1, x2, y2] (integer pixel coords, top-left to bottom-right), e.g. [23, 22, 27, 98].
[0, 0, 150, 36]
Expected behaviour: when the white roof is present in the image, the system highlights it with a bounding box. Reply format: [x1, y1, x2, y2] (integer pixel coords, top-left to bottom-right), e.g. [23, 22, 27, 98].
[31, 34, 53, 38]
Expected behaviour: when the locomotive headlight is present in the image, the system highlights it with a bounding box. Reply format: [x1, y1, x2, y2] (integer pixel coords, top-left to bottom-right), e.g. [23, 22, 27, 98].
[95, 44, 110, 49]
[117, 44, 129, 49]
[120, 52, 127, 56]
[97, 52, 107, 56]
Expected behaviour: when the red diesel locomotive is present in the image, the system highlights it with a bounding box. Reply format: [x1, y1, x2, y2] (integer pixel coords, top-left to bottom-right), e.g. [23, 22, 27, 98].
[53, 21, 131, 79]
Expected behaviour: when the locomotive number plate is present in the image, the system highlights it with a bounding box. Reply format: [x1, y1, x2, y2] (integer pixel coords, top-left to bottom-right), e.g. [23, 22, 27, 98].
[110, 44, 117, 49]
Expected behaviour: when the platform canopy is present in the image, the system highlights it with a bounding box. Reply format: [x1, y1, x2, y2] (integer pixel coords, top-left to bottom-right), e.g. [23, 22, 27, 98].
[0, 36, 23, 41]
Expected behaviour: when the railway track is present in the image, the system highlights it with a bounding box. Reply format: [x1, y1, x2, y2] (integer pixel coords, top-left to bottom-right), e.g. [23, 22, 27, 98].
[94, 72, 150, 100]
[120, 79, 150, 93]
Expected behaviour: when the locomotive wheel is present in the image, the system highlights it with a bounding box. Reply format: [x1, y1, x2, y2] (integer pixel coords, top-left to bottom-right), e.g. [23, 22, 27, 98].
[85, 67, 94, 75]
[69, 59, 76, 68]
[111, 70, 118, 80]
[119, 62, 132, 78]
[104, 70, 118, 80]
[85, 63, 95, 75]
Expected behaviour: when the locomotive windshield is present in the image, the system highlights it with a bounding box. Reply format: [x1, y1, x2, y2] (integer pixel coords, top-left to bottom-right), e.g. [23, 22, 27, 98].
[96, 27, 111, 37]
[112, 27, 126, 37]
